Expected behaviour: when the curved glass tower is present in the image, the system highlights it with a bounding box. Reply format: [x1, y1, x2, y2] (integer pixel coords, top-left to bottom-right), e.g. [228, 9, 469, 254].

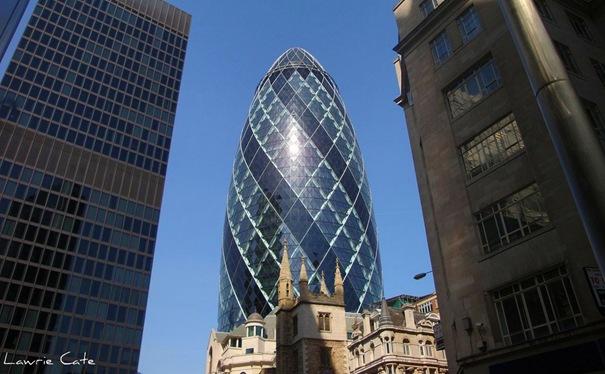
[218, 48, 383, 330]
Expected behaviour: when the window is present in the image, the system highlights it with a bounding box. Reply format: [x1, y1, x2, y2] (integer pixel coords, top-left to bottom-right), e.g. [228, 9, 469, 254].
[425, 341, 434, 357]
[292, 315, 298, 337]
[446, 58, 502, 118]
[418, 300, 434, 314]
[461, 113, 525, 179]
[554, 41, 580, 74]
[431, 31, 452, 65]
[229, 338, 242, 348]
[246, 325, 264, 337]
[476, 184, 550, 253]
[420, 0, 442, 17]
[402, 339, 411, 355]
[581, 99, 605, 150]
[533, 0, 553, 20]
[590, 58, 605, 87]
[320, 347, 332, 369]
[318, 312, 330, 331]
[245, 348, 254, 354]
[457, 6, 482, 43]
[493, 266, 583, 345]
[567, 12, 592, 40]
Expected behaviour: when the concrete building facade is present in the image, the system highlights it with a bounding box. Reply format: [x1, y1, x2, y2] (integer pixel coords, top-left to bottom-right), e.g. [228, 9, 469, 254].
[393, 0, 605, 373]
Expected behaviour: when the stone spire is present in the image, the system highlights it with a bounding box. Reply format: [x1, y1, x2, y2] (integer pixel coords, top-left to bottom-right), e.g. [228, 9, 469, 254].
[334, 258, 344, 301]
[278, 240, 294, 308]
[298, 257, 309, 299]
[379, 299, 394, 327]
[319, 271, 330, 296]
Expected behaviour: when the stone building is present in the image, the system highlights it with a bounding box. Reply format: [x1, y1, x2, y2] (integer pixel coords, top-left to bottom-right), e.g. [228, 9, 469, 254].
[206, 313, 276, 374]
[348, 296, 447, 374]
[275, 246, 349, 374]
[206, 246, 447, 374]
[393, 0, 605, 373]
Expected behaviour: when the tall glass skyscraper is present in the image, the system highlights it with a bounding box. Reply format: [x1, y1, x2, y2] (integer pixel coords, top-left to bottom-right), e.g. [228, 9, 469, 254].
[0, 0, 189, 372]
[0, 0, 30, 62]
[218, 48, 383, 331]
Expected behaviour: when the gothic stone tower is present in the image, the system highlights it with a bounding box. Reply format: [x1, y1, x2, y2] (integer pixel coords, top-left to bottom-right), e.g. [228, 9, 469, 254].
[276, 244, 348, 374]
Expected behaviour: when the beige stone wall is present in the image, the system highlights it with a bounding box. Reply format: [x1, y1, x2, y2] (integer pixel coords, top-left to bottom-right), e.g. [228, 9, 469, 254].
[394, 0, 605, 373]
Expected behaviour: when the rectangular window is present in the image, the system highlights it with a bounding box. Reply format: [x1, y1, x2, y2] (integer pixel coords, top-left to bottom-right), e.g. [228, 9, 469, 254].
[457, 6, 482, 43]
[431, 31, 452, 65]
[493, 266, 583, 345]
[590, 58, 605, 87]
[418, 301, 433, 314]
[581, 99, 605, 150]
[554, 41, 580, 74]
[245, 348, 254, 354]
[476, 184, 550, 253]
[567, 11, 592, 40]
[320, 347, 332, 368]
[420, 0, 442, 17]
[533, 0, 553, 20]
[446, 58, 502, 118]
[318, 312, 331, 331]
[461, 113, 525, 179]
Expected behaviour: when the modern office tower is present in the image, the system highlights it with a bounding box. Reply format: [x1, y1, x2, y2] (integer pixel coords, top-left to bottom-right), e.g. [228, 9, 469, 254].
[218, 48, 384, 331]
[0, 0, 30, 62]
[0, 0, 190, 372]
[393, 0, 605, 373]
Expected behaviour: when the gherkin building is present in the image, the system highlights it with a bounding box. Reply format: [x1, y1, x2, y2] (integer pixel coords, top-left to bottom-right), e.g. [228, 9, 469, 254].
[218, 48, 383, 331]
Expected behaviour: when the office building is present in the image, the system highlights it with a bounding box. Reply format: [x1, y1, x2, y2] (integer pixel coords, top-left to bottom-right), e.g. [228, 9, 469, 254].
[0, 0, 30, 62]
[0, 0, 190, 372]
[393, 0, 605, 373]
[218, 48, 384, 331]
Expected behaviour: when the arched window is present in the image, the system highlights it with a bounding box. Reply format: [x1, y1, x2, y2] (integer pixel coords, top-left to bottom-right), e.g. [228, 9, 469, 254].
[419, 340, 425, 356]
[369, 343, 375, 361]
[402, 339, 410, 355]
[425, 341, 434, 357]
[384, 336, 392, 354]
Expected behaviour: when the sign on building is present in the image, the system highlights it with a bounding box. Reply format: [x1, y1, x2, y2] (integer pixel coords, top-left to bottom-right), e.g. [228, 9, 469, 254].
[585, 267, 605, 314]
[433, 322, 445, 350]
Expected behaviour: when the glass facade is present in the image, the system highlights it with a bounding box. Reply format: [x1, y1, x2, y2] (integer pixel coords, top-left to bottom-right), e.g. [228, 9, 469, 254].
[0, 0, 189, 373]
[218, 48, 383, 331]
[0, 0, 30, 62]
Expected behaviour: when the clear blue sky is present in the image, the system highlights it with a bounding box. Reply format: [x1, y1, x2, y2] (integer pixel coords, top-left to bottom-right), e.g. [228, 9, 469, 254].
[138, 1, 435, 373]
[0, 1, 435, 373]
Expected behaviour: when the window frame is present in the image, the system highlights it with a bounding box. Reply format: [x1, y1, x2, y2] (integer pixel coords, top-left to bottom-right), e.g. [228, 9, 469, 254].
[430, 31, 453, 65]
[446, 57, 502, 118]
[460, 113, 525, 180]
[475, 183, 551, 253]
[318, 312, 331, 332]
[566, 11, 593, 41]
[553, 41, 581, 74]
[457, 6, 482, 44]
[493, 266, 583, 345]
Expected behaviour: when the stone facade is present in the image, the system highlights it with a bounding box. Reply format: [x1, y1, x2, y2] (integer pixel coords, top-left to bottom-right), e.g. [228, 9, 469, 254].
[205, 245, 447, 374]
[348, 296, 448, 374]
[276, 245, 349, 374]
[393, 1, 605, 373]
[206, 313, 276, 374]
